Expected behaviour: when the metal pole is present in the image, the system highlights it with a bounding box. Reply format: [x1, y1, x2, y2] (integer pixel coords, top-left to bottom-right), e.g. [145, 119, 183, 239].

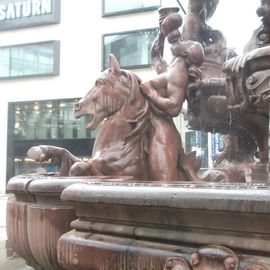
[176, 0, 186, 15]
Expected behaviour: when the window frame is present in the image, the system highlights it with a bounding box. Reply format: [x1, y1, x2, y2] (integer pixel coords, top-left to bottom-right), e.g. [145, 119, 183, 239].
[102, 0, 161, 17]
[102, 27, 159, 70]
[0, 40, 60, 80]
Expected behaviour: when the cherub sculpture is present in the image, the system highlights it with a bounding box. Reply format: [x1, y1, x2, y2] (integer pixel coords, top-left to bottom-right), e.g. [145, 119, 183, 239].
[182, 0, 235, 64]
[140, 8, 204, 181]
[244, 0, 270, 52]
[182, 0, 219, 45]
[141, 7, 204, 115]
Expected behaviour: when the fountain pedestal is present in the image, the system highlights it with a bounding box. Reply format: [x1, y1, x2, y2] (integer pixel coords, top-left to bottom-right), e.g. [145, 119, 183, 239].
[57, 181, 270, 269]
[6, 175, 80, 270]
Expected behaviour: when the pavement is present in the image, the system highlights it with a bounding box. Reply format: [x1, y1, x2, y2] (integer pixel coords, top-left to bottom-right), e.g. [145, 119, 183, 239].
[0, 193, 34, 270]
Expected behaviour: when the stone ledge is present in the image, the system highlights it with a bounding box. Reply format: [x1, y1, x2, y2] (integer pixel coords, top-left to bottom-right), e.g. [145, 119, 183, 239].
[61, 182, 270, 213]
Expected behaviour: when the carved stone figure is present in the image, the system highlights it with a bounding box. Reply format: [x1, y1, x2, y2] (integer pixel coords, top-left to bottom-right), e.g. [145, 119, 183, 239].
[141, 8, 203, 181]
[167, 246, 239, 270]
[150, 7, 182, 75]
[28, 55, 201, 181]
[164, 245, 268, 270]
[181, 0, 235, 64]
[182, 0, 270, 182]
[164, 256, 192, 270]
[141, 38, 204, 120]
[244, 0, 270, 52]
[190, 245, 239, 270]
[182, 0, 219, 44]
[223, 48, 270, 161]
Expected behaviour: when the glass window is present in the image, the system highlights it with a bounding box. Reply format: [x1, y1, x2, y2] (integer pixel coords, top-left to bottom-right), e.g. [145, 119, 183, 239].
[12, 99, 94, 140]
[103, 0, 161, 16]
[103, 28, 158, 69]
[7, 99, 97, 180]
[0, 40, 60, 79]
[185, 131, 210, 168]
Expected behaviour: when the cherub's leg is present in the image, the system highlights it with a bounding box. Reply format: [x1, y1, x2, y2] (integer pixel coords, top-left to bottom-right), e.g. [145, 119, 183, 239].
[148, 116, 201, 182]
[147, 117, 181, 181]
[69, 161, 103, 176]
[182, 13, 202, 42]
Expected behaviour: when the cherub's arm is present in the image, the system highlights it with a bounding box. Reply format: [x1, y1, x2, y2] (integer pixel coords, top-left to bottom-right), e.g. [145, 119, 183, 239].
[182, 0, 207, 42]
[187, 0, 206, 13]
[141, 66, 188, 117]
[151, 31, 168, 75]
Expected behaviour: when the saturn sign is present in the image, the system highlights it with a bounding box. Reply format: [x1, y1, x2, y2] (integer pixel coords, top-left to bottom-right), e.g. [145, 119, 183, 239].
[0, 0, 60, 31]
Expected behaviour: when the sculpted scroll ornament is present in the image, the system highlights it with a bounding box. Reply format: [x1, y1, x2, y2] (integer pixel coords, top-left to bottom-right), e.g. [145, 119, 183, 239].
[164, 257, 192, 270]
[164, 246, 267, 270]
[244, 0, 270, 52]
[242, 265, 268, 270]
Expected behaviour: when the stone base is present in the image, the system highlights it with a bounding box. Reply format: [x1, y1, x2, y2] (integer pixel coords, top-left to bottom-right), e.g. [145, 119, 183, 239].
[6, 176, 270, 270]
[58, 181, 270, 269]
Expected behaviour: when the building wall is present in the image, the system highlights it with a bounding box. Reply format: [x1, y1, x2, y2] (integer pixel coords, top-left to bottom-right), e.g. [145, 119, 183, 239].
[0, 1, 161, 192]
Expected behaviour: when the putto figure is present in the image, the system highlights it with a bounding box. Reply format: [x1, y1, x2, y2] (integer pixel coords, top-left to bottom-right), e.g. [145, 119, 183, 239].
[182, 0, 219, 45]
[140, 7, 204, 181]
[182, 0, 234, 63]
[244, 0, 270, 52]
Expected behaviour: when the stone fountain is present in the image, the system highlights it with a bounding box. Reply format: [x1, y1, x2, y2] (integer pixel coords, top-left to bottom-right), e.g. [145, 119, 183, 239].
[6, 1, 270, 269]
